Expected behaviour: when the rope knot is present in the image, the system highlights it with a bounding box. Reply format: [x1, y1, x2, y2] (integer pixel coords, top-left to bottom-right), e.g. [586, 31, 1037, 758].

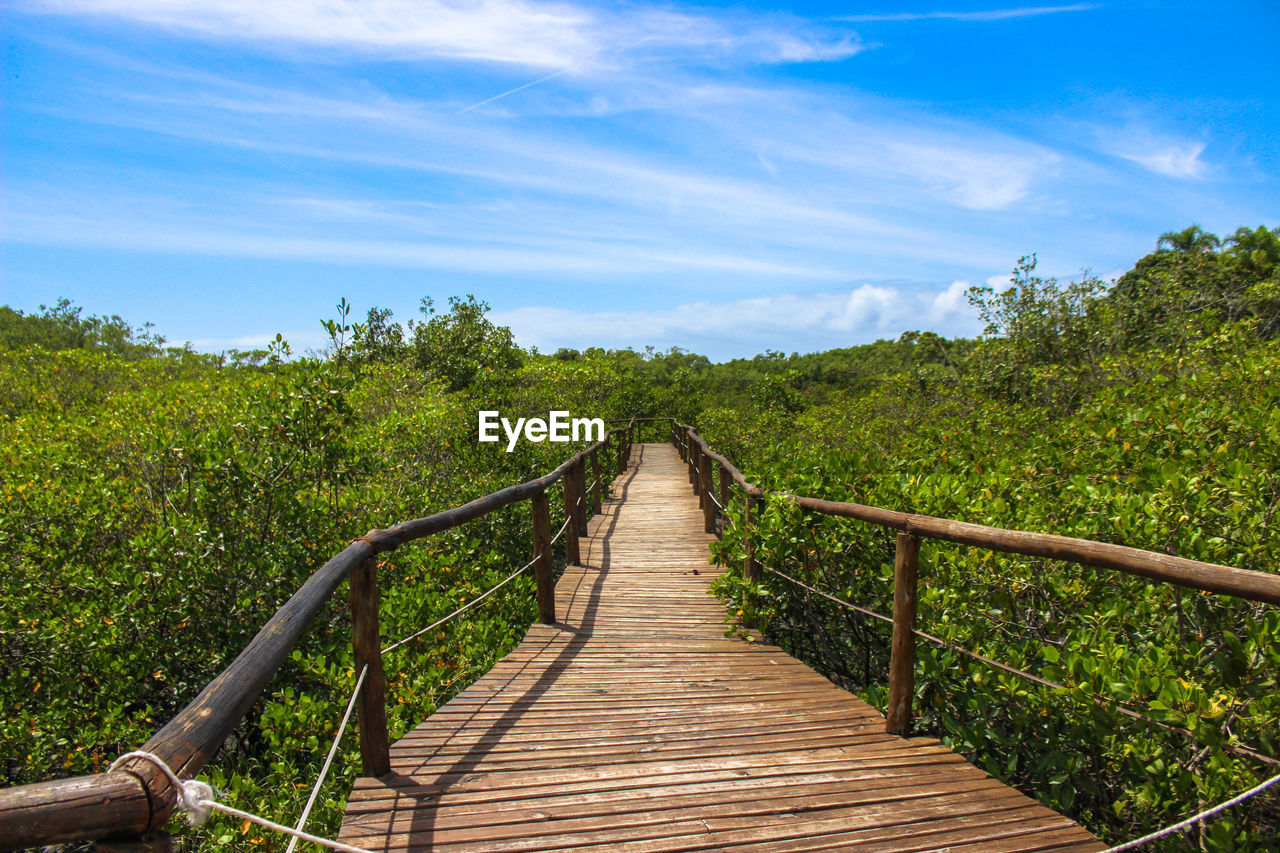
[177, 778, 215, 826]
[108, 750, 214, 825]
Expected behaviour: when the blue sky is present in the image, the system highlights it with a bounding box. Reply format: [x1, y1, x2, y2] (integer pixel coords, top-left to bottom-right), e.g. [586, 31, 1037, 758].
[3, 1, 1277, 360]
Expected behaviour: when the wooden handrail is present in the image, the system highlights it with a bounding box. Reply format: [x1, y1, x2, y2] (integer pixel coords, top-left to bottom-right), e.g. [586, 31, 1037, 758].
[670, 418, 1279, 739]
[0, 422, 633, 851]
[673, 420, 1280, 605]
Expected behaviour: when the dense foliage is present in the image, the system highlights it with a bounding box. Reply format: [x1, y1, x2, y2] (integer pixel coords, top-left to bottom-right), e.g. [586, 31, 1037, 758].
[2, 299, 638, 850]
[701, 227, 1280, 850]
[3, 224, 1277, 851]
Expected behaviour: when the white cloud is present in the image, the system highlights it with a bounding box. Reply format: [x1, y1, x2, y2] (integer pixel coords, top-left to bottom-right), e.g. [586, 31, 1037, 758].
[28, 0, 864, 69]
[10, 0, 1220, 348]
[2, 202, 847, 280]
[927, 279, 974, 322]
[881, 139, 1053, 209]
[829, 285, 899, 332]
[491, 283, 984, 359]
[1089, 119, 1210, 179]
[757, 99, 1061, 211]
[8, 60, 1030, 276]
[33, 0, 597, 67]
[837, 5, 1097, 23]
[1112, 140, 1208, 180]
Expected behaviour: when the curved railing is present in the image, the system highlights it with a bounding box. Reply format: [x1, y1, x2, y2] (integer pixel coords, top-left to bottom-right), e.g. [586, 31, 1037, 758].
[0, 421, 638, 850]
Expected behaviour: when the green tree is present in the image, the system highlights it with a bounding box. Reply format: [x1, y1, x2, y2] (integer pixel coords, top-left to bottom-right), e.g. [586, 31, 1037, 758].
[1225, 226, 1280, 335]
[0, 298, 164, 356]
[411, 295, 523, 391]
[964, 255, 1105, 404]
[1111, 224, 1280, 347]
[1156, 224, 1221, 255]
[351, 306, 406, 363]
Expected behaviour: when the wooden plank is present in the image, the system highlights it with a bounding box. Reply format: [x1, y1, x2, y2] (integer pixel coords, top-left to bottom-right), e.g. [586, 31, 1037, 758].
[340, 443, 1102, 853]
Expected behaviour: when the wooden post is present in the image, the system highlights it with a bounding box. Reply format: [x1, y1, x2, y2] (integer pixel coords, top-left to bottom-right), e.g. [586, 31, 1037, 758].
[573, 458, 588, 532]
[718, 462, 731, 527]
[744, 495, 761, 584]
[531, 490, 555, 624]
[700, 450, 715, 534]
[687, 435, 699, 491]
[886, 533, 920, 736]
[562, 470, 581, 566]
[590, 449, 603, 515]
[349, 556, 390, 776]
[696, 452, 707, 509]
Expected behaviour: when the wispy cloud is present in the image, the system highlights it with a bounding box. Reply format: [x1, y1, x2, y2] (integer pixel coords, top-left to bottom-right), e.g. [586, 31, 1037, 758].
[492, 280, 983, 358]
[1104, 138, 1208, 179]
[836, 4, 1097, 23]
[32, 0, 598, 67]
[9, 0, 1262, 360]
[7, 55, 1041, 278]
[28, 0, 864, 69]
[1088, 118, 1210, 179]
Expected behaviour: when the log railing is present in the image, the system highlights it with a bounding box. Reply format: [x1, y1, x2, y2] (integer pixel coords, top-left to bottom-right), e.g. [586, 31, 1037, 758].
[0, 421, 635, 851]
[668, 419, 1280, 737]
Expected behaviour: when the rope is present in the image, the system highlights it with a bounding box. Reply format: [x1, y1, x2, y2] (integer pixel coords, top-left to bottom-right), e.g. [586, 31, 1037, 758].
[550, 513, 572, 544]
[284, 665, 367, 853]
[763, 565, 894, 626]
[108, 751, 374, 853]
[705, 490, 740, 531]
[381, 559, 535, 656]
[763, 564, 1280, 844]
[1100, 771, 1280, 852]
[760, 565, 1279, 768]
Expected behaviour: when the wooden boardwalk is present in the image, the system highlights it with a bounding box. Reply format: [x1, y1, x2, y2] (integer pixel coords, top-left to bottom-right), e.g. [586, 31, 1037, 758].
[340, 444, 1101, 852]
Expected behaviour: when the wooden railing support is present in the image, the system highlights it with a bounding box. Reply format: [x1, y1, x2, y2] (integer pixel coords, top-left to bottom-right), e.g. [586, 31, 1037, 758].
[700, 450, 715, 534]
[562, 467, 581, 566]
[531, 489, 555, 624]
[573, 458, 589, 532]
[688, 435, 699, 492]
[718, 462, 731, 530]
[590, 450, 603, 515]
[349, 556, 390, 776]
[887, 533, 919, 736]
[744, 495, 761, 584]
